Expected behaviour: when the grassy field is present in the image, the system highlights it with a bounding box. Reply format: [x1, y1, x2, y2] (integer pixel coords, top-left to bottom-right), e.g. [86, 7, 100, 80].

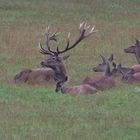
[0, 0, 140, 139]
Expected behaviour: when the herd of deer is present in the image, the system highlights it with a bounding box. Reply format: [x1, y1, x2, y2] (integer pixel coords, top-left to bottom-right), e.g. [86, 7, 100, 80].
[14, 22, 140, 95]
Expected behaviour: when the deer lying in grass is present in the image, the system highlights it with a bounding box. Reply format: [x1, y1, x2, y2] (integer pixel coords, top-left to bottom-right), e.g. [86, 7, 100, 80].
[112, 62, 140, 84]
[83, 55, 116, 91]
[120, 68, 140, 84]
[14, 68, 55, 85]
[39, 22, 98, 95]
[111, 62, 132, 77]
[95, 54, 136, 77]
[124, 39, 140, 64]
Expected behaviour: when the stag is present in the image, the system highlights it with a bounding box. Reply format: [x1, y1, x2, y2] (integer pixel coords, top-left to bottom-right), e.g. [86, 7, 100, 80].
[83, 55, 116, 90]
[124, 39, 140, 63]
[39, 22, 97, 95]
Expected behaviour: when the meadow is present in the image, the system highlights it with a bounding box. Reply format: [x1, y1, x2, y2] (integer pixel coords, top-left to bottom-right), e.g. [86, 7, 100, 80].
[0, 0, 140, 139]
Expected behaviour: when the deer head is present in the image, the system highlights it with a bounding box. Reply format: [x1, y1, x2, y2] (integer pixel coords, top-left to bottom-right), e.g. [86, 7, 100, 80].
[39, 22, 96, 92]
[93, 55, 112, 77]
[93, 54, 113, 73]
[14, 69, 32, 83]
[124, 39, 140, 63]
[124, 39, 140, 53]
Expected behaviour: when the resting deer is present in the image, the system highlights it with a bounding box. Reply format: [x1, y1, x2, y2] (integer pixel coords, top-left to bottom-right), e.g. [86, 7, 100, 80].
[94, 54, 134, 77]
[111, 62, 132, 77]
[14, 68, 55, 85]
[120, 68, 140, 84]
[123, 39, 140, 76]
[83, 55, 116, 90]
[39, 22, 97, 95]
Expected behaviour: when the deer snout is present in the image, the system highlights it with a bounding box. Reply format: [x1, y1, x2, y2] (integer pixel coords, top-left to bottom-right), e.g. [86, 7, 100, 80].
[40, 61, 45, 67]
[124, 48, 128, 53]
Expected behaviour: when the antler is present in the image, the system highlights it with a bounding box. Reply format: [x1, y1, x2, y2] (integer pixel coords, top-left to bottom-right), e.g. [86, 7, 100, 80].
[56, 21, 96, 54]
[39, 26, 59, 56]
[39, 21, 96, 56]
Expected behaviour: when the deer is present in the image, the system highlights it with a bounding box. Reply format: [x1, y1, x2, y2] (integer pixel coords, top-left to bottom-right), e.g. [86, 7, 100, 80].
[123, 39, 140, 75]
[83, 55, 116, 91]
[111, 62, 132, 77]
[14, 68, 55, 85]
[120, 68, 140, 84]
[93, 54, 134, 77]
[124, 39, 140, 64]
[39, 22, 98, 95]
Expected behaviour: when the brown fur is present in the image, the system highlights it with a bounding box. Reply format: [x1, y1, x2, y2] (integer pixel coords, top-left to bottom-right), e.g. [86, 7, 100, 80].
[14, 68, 55, 85]
[61, 84, 98, 95]
[84, 59, 116, 91]
[83, 76, 115, 91]
[131, 65, 140, 73]
[124, 72, 140, 84]
[132, 72, 140, 81]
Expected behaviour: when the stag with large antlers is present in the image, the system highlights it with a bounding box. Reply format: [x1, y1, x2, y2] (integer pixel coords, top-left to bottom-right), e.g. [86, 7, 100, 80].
[39, 22, 97, 94]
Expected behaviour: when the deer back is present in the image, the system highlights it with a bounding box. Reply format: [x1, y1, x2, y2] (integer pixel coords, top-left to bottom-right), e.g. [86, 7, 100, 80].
[84, 55, 116, 91]
[14, 68, 55, 85]
[90, 77, 115, 90]
[14, 69, 32, 84]
[27, 68, 55, 85]
[61, 84, 97, 95]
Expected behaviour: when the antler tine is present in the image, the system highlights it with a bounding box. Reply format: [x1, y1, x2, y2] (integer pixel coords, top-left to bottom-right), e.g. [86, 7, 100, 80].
[83, 21, 87, 29]
[79, 21, 85, 29]
[44, 26, 60, 55]
[56, 32, 70, 54]
[84, 25, 96, 38]
[100, 55, 106, 63]
[39, 42, 53, 55]
[65, 32, 71, 50]
[45, 26, 50, 32]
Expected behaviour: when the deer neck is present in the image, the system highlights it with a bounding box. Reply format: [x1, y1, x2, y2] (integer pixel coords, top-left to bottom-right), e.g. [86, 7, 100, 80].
[53, 63, 67, 83]
[135, 50, 140, 64]
[60, 84, 68, 93]
[55, 80, 68, 93]
[104, 63, 111, 77]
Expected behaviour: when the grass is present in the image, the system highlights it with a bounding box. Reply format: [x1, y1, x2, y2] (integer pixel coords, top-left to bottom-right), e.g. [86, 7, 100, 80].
[0, 0, 140, 139]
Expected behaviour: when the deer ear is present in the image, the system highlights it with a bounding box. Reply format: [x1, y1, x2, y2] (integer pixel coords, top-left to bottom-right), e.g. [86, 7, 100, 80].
[108, 53, 113, 62]
[112, 62, 116, 68]
[135, 39, 139, 45]
[62, 55, 70, 60]
[65, 76, 68, 81]
[100, 55, 106, 63]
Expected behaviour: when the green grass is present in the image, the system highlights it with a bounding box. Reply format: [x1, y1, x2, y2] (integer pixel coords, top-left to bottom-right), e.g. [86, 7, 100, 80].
[0, 0, 140, 139]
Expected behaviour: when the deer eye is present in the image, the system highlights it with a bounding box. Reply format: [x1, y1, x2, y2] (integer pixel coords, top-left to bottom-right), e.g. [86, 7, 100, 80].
[52, 57, 56, 60]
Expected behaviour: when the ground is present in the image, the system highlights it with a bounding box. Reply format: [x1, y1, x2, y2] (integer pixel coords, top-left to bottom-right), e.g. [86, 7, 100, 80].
[0, 0, 140, 139]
